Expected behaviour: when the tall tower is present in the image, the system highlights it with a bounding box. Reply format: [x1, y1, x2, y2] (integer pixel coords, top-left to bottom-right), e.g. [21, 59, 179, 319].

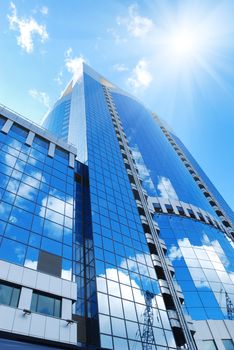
[0, 63, 233, 350]
[43, 64, 234, 349]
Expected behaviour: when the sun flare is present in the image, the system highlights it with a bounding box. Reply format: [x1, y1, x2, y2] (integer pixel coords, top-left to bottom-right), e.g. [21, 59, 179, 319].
[170, 28, 201, 59]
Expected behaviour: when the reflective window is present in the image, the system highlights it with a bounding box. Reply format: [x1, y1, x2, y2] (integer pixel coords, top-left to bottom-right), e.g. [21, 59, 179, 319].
[158, 214, 234, 320]
[9, 123, 28, 142]
[203, 340, 218, 350]
[0, 238, 26, 264]
[34, 135, 49, 150]
[0, 115, 7, 127]
[0, 280, 20, 307]
[31, 291, 61, 317]
[223, 340, 234, 350]
[0, 121, 76, 286]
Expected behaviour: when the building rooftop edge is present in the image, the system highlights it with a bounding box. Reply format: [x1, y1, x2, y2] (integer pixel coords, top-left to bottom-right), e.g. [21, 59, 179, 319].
[0, 103, 77, 156]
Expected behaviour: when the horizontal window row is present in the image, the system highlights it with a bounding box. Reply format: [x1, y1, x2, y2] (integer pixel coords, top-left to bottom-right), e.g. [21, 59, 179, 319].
[0, 162, 75, 194]
[0, 280, 61, 317]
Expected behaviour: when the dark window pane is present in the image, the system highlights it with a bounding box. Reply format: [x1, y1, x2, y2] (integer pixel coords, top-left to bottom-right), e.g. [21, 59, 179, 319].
[0, 115, 7, 128]
[31, 291, 61, 317]
[223, 340, 234, 350]
[30, 293, 37, 312]
[0, 284, 11, 305]
[37, 294, 54, 316]
[0, 281, 20, 307]
[11, 288, 20, 307]
[54, 299, 61, 317]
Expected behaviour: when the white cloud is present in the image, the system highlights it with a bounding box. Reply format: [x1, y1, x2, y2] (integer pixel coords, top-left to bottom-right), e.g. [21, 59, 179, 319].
[15, 246, 25, 261]
[168, 234, 234, 302]
[29, 89, 50, 108]
[7, 2, 48, 53]
[127, 59, 152, 91]
[113, 63, 129, 72]
[157, 176, 179, 200]
[168, 245, 183, 261]
[24, 259, 37, 270]
[65, 48, 85, 82]
[55, 70, 63, 85]
[62, 268, 72, 281]
[40, 6, 48, 15]
[131, 146, 156, 193]
[117, 4, 154, 39]
[107, 28, 127, 45]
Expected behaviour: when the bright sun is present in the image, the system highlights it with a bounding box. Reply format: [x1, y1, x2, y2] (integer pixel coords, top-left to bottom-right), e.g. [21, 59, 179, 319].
[171, 28, 201, 59]
[171, 29, 198, 57]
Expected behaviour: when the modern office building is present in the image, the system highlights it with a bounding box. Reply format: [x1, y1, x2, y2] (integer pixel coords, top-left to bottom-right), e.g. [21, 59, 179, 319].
[0, 64, 233, 350]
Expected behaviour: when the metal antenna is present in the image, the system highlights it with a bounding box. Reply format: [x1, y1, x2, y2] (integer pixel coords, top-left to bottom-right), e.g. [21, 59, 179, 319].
[225, 291, 234, 320]
[219, 288, 234, 320]
[141, 290, 156, 350]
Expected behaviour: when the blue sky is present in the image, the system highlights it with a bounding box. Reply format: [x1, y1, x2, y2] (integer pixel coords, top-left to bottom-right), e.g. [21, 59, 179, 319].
[0, 0, 234, 210]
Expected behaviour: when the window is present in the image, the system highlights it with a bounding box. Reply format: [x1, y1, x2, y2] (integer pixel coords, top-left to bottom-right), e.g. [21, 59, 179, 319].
[188, 208, 196, 219]
[55, 146, 69, 160]
[203, 340, 218, 350]
[9, 123, 28, 141]
[0, 115, 7, 128]
[223, 340, 234, 350]
[165, 204, 173, 214]
[0, 280, 20, 307]
[153, 202, 162, 213]
[197, 212, 205, 222]
[31, 291, 61, 317]
[37, 250, 62, 278]
[177, 206, 185, 215]
[34, 135, 49, 150]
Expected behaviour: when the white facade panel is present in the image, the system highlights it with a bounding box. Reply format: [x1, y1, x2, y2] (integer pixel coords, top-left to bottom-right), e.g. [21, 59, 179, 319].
[29, 313, 46, 337]
[0, 305, 15, 331]
[45, 317, 60, 340]
[25, 130, 35, 146]
[22, 267, 37, 288]
[62, 298, 72, 320]
[1, 119, 13, 134]
[49, 275, 62, 296]
[8, 264, 23, 284]
[12, 309, 31, 335]
[18, 287, 32, 310]
[62, 279, 72, 299]
[0, 260, 10, 280]
[36, 271, 50, 292]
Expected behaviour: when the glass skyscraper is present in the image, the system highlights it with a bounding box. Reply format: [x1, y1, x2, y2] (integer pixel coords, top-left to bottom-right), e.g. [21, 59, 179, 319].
[0, 64, 233, 350]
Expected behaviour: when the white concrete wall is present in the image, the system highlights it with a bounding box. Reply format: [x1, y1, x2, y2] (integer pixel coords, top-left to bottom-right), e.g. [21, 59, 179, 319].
[0, 259, 77, 345]
[0, 260, 77, 300]
[0, 304, 77, 344]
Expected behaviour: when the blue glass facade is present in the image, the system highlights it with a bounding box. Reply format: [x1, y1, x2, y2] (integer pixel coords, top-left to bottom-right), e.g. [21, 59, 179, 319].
[111, 93, 217, 217]
[0, 118, 77, 279]
[43, 93, 71, 143]
[158, 215, 234, 320]
[82, 73, 177, 350]
[109, 90, 234, 322]
[1, 64, 234, 350]
[171, 132, 234, 225]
